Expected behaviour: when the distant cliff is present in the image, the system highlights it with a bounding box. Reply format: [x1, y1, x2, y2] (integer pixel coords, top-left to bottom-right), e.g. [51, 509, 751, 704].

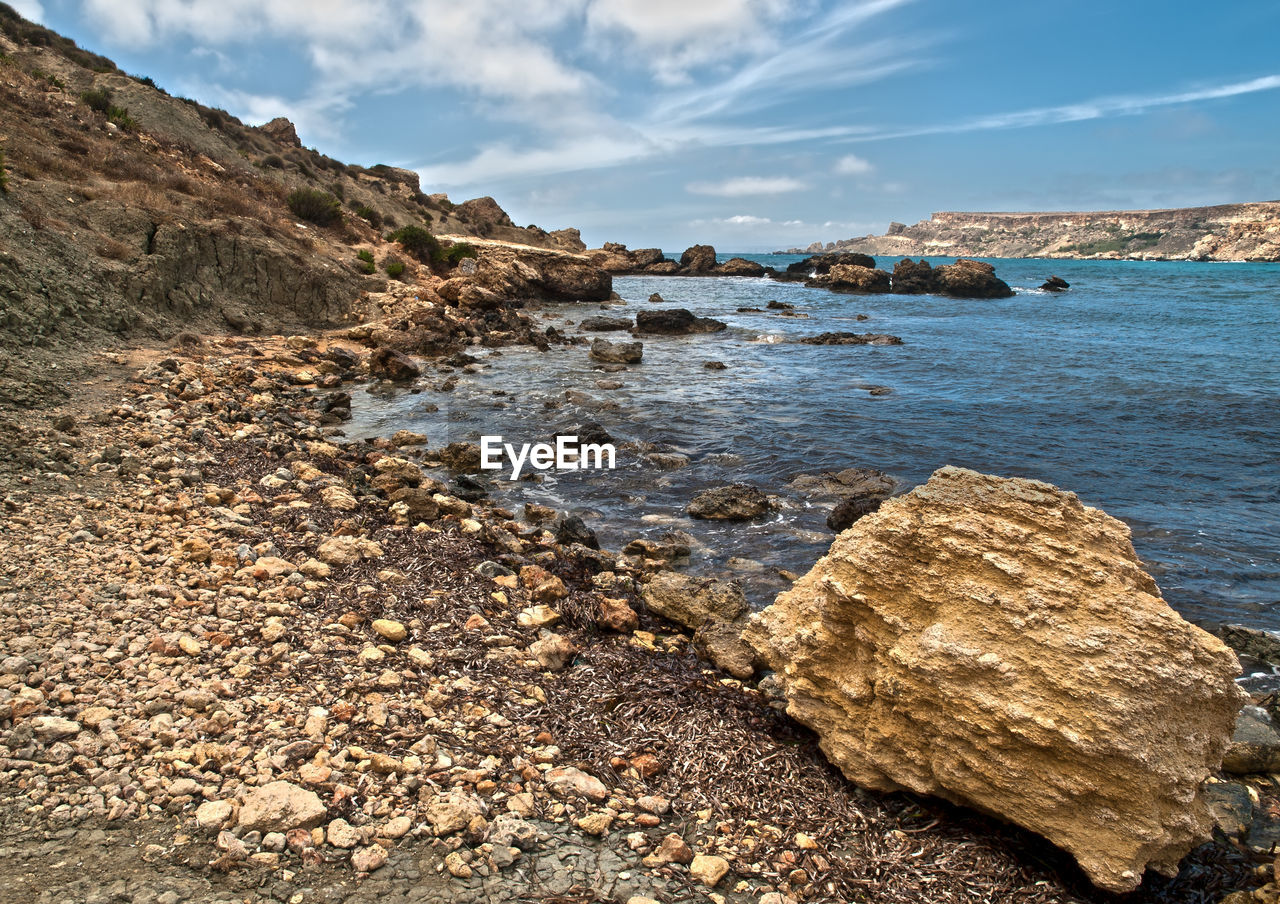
[785, 202, 1280, 262]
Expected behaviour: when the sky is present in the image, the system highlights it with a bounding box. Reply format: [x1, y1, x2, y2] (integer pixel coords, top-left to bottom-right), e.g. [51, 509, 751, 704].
[12, 0, 1280, 250]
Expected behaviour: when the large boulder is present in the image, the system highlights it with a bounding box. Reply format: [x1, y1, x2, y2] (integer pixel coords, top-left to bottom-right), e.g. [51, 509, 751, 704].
[776, 253, 876, 282]
[634, 309, 726, 335]
[679, 245, 717, 273]
[369, 348, 420, 382]
[237, 781, 327, 833]
[933, 258, 1014, 298]
[745, 466, 1246, 893]
[642, 572, 747, 629]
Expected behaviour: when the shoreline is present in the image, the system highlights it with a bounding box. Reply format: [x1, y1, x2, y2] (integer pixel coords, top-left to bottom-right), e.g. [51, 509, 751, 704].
[0, 328, 1271, 903]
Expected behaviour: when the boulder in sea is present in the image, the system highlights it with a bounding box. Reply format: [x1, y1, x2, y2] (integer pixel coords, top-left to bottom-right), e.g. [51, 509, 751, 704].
[579, 316, 633, 332]
[808, 264, 891, 294]
[368, 348, 420, 382]
[890, 258, 937, 294]
[679, 244, 717, 273]
[717, 257, 767, 277]
[798, 332, 902, 346]
[589, 338, 643, 364]
[634, 309, 727, 335]
[1041, 275, 1070, 291]
[745, 466, 1247, 893]
[687, 484, 775, 520]
[933, 258, 1014, 298]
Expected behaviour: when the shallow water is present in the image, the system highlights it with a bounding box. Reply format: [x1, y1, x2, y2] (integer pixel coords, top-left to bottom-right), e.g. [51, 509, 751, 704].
[350, 255, 1280, 631]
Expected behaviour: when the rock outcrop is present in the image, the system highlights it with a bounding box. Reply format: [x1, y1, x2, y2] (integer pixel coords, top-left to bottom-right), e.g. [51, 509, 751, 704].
[746, 466, 1247, 893]
[436, 245, 612, 304]
[678, 245, 717, 273]
[933, 258, 1014, 298]
[809, 264, 890, 294]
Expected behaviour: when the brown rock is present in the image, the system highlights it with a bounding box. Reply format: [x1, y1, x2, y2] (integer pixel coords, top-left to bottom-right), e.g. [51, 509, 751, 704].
[642, 832, 693, 866]
[745, 466, 1248, 893]
[597, 597, 639, 633]
[545, 766, 608, 802]
[530, 633, 576, 670]
[679, 244, 717, 273]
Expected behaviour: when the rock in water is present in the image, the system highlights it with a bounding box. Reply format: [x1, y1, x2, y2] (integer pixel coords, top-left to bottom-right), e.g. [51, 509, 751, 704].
[745, 466, 1246, 893]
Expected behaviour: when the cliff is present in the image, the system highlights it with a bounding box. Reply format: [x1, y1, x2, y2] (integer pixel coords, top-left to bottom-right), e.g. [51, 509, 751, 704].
[0, 4, 584, 354]
[788, 201, 1280, 261]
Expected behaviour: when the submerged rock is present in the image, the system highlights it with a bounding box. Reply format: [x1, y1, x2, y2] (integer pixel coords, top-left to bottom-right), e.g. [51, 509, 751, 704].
[746, 466, 1247, 893]
[1041, 275, 1071, 291]
[634, 309, 727, 335]
[797, 332, 902, 346]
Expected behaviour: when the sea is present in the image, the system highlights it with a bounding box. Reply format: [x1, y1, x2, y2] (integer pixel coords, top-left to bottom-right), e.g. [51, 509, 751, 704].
[350, 254, 1280, 633]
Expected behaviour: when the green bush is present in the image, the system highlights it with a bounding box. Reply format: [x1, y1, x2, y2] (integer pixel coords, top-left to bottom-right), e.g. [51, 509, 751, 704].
[355, 205, 381, 227]
[385, 258, 406, 279]
[443, 242, 477, 265]
[388, 225, 440, 264]
[329, 181, 344, 200]
[107, 105, 136, 131]
[261, 154, 284, 169]
[357, 249, 374, 263]
[80, 86, 111, 113]
[286, 187, 342, 226]
[357, 259, 375, 275]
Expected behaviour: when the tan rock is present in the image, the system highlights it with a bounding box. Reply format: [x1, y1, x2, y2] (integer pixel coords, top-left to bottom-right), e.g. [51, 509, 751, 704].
[689, 853, 730, 887]
[642, 832, 692, 866]
[530, 633, 576, 671]
[371, 619, 407, 642]
[351, 844, 388, 872]
[237, 781, 327, 833]
[641, 572, 746, 629]
[544, 766, 607, 802]
[745, 466, 1247, 893]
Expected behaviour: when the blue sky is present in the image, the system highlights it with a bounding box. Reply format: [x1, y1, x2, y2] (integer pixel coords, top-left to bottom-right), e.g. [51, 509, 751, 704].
[14, 0, 1280, 250]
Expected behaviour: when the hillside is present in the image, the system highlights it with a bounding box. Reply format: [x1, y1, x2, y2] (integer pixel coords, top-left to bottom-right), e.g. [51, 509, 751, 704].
[0, 3, 585, 360]
[788, 201, 1280, 261]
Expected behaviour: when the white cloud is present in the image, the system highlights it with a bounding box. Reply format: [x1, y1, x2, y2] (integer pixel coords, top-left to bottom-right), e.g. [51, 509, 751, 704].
[586, 0, 792, 85]
[8, 0, 44, 22]
[723, 214, 772, 225]
[834, 154, 873, 175]
[687, 176, 807, 196]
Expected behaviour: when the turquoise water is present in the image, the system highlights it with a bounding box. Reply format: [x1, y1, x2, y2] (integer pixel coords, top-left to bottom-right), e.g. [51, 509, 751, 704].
[352, 255, 1280, 631]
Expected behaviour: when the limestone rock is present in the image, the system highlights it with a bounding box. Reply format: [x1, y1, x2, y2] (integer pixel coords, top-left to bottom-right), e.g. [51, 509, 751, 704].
[237, 781, 327, 833]
[589, 338, 643, 364]
[679, 244, 717, 273]
[933, 258, 1014, 298]
[689, 853, 730, 887]
[642, 572, 747, 630]
[745, 466, 1247, 893]
[634, 309, 727, 335]
[686, 484, 774, 521]
[425, 791, 484, 837]
[544, 766, 607, 802]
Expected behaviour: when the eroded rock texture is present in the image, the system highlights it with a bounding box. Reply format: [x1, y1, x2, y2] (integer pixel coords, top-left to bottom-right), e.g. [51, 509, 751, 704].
[746, 466, 1246, 892]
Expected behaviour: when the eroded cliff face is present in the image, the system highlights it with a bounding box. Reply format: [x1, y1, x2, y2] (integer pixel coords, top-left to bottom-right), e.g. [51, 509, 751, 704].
[792, 201, 1280, 261]
[746, 466, 1248, 893]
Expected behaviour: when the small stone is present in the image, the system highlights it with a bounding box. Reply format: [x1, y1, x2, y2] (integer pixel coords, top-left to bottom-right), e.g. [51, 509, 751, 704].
[577, 811, 615, 836]
[690, 853, 730, 887]
[178, 635, 202, 657]
[426, 791, 484, 837]
[372, 619, 407, 642]
[517, 605, 561, 628]
[642, 833, 693, 866]
[444, 851, 472, 878]
[195, 799, 234, 831]
[30, 716, 81, 742]
[182, 537, 212, 563]
[327, 818, 360, 849]
[795, 832, 818, 849]
[380, 816, 413, 839]
[351, 844, 388, 872]
[530, 633, 576, 670]
[237, 781, 327, 833]
[545, 766, 608, 803]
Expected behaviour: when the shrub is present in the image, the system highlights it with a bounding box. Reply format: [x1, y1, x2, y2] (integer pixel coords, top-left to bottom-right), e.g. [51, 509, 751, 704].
[329, 181, 344, 200]
[107, 105, 137, 131]
[388, 224, 440, 264]
[355, 205, 381, 227]
[357, 249, 374, 263]
[80, 86, 112, 113]
[286, 187, 342, 226]
[385, 258, 406, 279]
[261, 154, 284, 169]
[443, 242, 477, 265]
[357, 258, 375, 275]
[0, 149, 8, 194]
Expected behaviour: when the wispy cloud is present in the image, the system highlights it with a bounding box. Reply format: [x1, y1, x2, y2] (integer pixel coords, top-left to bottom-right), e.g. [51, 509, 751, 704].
[687, 176, 807, 196]
[841, 75, 1280, 143]
[9, 0, 44, 22]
